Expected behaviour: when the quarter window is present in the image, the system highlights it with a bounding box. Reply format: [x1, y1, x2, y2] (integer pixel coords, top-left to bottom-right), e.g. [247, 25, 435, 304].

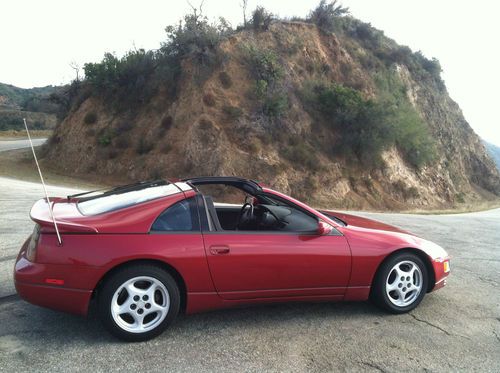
[151, 198, 199, 232]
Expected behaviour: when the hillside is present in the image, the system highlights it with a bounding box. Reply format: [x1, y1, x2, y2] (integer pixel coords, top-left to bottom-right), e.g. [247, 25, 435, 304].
[43, 7, 500, 210]
[0, 82, 59, 131]
[483, 140, 500, 171]
[0, 82, 57, 110]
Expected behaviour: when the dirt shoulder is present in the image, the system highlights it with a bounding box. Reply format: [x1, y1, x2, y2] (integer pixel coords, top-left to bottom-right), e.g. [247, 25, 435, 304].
[0, 147, 115, 190]
[0, 130, 53, 139]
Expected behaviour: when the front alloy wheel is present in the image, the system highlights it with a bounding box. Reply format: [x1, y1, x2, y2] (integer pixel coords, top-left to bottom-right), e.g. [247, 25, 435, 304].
[371, 252, 428, 313]
[98, 265, 180, 341]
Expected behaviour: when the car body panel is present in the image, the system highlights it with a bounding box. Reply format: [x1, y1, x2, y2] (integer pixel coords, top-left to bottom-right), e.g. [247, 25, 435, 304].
[202, 232, 351, 299]
[320, 209, 413, 235]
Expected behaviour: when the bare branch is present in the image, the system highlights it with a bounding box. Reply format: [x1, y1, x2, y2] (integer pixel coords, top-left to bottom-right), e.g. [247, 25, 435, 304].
[69, 61, 81, 82]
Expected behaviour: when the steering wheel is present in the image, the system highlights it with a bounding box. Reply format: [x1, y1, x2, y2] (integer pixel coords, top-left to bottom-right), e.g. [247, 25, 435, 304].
[236, 202, 254, 229]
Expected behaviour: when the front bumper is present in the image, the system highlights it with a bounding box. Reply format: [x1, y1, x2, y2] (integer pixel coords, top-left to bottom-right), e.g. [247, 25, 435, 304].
[14, 253, 93, 316]
[431, 256, 451, 291]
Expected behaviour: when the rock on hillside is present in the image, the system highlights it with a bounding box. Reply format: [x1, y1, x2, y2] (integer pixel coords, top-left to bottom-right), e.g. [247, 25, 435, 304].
[44, 20, 500, 210]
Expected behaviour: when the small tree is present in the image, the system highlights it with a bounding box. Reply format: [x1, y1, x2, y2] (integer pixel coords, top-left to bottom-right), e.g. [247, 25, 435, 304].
[163, 8, 232, 65]
[308, 0, 349, 32]
[251, 6, 274, 31]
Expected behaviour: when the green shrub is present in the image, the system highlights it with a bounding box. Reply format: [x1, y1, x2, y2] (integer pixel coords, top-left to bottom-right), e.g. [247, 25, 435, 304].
[373, 70, 436, 168]
[0, 111, 50, 131]
[163, 13, 232, 64]
[251, 6, 274, 31]
[301, 82, 435, 168]
[262, 92, 288, 118]
[391, 102, 436, 168]
[84, 50, 174, 111]
[243, 44, 284, 84]
[242, 44, 288, 118]
[83, 111, 97, 125]
[98, 133, 112, 147]
[83, 11, 232, 111]
[308, 0, 349, 32]
[222, 105, 243, 120]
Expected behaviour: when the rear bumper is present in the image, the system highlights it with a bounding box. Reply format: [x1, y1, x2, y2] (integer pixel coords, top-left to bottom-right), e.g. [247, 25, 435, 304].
[15, 280, 92, 316]
[14, 253, 93, 316]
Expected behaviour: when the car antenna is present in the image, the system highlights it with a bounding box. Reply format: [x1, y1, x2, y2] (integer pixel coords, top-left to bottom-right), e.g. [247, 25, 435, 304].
[23, 118, 62, 246]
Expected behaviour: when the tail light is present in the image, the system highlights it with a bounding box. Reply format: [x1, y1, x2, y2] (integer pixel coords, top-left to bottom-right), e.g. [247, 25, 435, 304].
[26, 224, 40, 262]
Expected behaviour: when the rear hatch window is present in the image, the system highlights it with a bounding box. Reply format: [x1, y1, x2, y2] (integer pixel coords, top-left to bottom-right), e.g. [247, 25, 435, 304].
[77, 181, 182, 215]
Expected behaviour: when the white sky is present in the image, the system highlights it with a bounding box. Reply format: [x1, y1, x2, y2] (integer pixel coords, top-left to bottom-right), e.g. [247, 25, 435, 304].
[1, 0, 499, 145]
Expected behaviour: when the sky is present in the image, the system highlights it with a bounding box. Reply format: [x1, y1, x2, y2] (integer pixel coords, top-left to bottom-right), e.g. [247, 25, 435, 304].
[1, 0, 499, 145]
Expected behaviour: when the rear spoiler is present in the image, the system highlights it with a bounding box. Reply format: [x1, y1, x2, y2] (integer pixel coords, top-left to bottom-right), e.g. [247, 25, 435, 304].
[30, 198, 98, 233]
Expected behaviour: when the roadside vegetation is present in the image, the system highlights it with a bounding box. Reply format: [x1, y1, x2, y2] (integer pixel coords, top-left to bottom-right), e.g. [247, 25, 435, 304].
[241, 43, 288, 118]
[300, 81, 435, 169]
[82, 9, 232, 112]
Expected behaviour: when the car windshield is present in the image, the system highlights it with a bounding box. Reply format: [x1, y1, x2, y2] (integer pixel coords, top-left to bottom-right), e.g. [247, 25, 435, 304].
[78, 182, 182, 215]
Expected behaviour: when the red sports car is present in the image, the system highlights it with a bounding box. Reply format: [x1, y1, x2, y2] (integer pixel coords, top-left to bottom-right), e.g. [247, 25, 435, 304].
[14, 177, 450, 341]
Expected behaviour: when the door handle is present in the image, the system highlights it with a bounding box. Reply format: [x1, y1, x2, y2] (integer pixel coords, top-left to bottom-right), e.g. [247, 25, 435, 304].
[210, 246, 230, 255]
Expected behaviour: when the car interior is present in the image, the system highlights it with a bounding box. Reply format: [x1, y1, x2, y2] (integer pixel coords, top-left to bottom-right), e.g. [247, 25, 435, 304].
[186, 178, 319, 233]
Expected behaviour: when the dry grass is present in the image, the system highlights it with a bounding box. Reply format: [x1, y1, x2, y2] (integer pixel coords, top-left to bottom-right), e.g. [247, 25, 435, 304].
[0, 130, 53, 139]
[0, 148, 112, 189]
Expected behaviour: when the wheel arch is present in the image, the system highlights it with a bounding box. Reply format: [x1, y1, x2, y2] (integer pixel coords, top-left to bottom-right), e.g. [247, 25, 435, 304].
[370, 247, 436, 296]
[90, 259, 188, 314]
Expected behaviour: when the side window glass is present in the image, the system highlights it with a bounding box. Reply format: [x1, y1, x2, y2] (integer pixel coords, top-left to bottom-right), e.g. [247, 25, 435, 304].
[151, 198, 199, 232]
[280, 209, 318, 232]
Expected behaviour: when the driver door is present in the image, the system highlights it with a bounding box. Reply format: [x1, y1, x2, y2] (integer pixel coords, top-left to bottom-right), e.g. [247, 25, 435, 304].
[201, 199, 352, 300]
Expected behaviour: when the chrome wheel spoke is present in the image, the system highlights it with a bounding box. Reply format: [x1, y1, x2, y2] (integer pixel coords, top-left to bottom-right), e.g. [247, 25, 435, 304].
[115, 297, 133, 315]
[131, 312, 145, 329]
[387, 281, 399, 291]
[127, 282, 144, 296]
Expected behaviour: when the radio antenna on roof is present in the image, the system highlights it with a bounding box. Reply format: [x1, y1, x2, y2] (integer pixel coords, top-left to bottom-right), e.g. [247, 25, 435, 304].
[23, 118, 62, 246]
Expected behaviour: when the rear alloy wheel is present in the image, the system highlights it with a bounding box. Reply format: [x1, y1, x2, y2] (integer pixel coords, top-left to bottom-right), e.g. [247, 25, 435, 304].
[371, 253, 428, 313]
[98, 265, 180, 341]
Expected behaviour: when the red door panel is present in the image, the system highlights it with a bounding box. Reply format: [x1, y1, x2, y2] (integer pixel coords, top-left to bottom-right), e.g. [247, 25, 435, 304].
[203, 233, 352, 300]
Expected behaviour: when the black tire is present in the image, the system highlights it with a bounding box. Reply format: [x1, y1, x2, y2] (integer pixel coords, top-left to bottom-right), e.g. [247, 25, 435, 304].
[371, 252, 428, 314]
[98, 264, 180, 342]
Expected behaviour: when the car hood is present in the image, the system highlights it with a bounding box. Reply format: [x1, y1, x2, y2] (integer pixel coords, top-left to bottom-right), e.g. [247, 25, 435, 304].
[319, 210, 413, 236]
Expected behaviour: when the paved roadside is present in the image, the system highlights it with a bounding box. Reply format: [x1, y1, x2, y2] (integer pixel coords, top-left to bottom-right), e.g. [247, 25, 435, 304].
[0, 138, 47, 152]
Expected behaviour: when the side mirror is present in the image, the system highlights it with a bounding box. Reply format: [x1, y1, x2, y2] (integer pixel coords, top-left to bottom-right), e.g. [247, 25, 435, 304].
[317, 221, 333, 235]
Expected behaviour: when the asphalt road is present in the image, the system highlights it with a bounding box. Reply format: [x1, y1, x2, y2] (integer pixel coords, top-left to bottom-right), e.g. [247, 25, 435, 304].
[0, 176, 499, 372]
[0, 138, 47, 152]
